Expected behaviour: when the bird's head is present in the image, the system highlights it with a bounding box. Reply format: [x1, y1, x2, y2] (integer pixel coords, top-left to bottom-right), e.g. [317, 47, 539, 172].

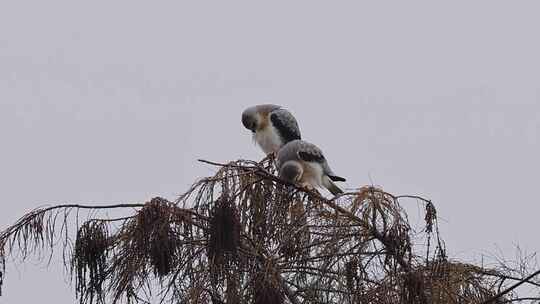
[242, 104, 281, 132]
[241, 106, 263, 132]
[279, 160, 303, 184]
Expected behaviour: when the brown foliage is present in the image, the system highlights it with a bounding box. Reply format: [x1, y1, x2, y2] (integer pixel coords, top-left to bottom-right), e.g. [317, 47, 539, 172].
[208, 196, 241, 273]
[252, 269, 284, 304]
[0, 157, 539, 303]
[73, 221, 109, 304]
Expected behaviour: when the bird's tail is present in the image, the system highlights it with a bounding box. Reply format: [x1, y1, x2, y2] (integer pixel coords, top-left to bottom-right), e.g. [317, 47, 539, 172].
[323, 177, 344, 196]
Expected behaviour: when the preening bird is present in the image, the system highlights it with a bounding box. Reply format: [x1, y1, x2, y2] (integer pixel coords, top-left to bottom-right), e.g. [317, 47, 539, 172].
[241, 104, 301, 155]
[276, 139, 346, 195]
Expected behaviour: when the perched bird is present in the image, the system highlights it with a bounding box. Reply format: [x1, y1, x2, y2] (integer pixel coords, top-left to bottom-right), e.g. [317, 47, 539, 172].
[241, 104, 301, 155]
[276, 139, 346, 195]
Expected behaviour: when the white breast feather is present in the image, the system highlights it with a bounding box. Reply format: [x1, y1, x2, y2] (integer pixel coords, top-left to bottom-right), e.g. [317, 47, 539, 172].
[301, 161, 324, 188]
[254, 124, 283, 154]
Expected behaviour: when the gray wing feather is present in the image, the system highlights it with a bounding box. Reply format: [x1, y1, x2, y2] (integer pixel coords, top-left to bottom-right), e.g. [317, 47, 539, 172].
[297, 142, 325, 163]
[277, 139, 346, 183]
[270, 109, 301, 142]
[296, 141, 343, 179]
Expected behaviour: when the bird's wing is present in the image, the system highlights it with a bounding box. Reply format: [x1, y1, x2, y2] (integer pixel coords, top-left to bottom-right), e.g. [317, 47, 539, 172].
[324, 177, 344, 195]
[297, 141, 347, 182]
[297, 142, 325, 163]
[270, 109, 301, 143]
[328, 174, 346, 182]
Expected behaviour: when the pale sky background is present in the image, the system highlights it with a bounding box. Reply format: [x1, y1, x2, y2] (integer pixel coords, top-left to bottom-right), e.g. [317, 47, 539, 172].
[1, 1, 540, 303]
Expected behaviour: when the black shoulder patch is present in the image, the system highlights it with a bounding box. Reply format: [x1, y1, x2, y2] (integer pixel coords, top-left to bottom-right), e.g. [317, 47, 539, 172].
[328, 175, 346, 182]
[270, 111, 301, 143]
[298, 151, 325, 163]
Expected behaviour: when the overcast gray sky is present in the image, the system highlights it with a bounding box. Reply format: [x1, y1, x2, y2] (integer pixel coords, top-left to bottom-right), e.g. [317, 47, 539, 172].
[1, 1, 540, 302]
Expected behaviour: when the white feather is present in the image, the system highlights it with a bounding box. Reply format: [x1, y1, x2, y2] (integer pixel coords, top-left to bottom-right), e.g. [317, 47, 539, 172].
[301, 161, 325, 189]
[254, 123, 283, 154]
